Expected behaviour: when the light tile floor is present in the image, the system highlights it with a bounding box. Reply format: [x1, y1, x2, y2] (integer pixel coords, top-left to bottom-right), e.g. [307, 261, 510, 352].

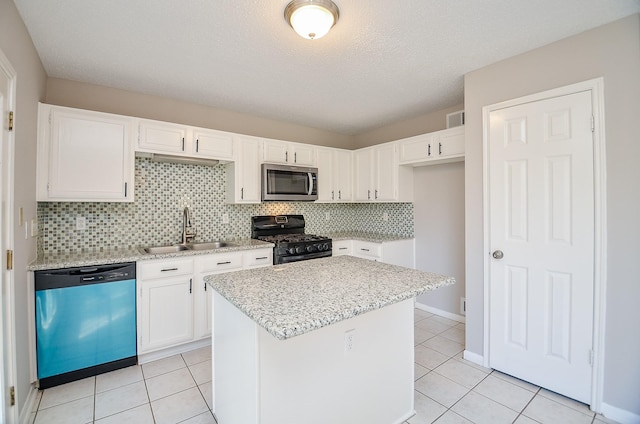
[30, 309, 618, 424]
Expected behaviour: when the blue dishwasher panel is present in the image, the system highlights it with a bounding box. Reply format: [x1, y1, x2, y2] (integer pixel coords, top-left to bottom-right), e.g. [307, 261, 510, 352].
[35, 278, 137, 379]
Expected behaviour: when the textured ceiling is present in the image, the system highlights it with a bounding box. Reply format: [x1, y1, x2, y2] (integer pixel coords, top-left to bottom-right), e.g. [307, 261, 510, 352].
[12, 0, 640, 135]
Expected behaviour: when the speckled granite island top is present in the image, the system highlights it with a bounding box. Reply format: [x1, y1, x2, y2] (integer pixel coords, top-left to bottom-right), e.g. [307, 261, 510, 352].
[205, 255, 454, 340]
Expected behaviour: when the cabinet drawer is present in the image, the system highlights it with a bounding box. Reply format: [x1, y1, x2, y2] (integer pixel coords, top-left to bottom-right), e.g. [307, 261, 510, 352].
[138, 258, 194, 279]
[243, 249, 273, 268]
[199, 253, 243, 273]
[352, 241, 382, 259]
[332, 240, 352, 256]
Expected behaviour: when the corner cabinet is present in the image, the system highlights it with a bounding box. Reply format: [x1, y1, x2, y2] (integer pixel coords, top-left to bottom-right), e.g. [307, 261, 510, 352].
[226, 135, 262, 203]
[315, 147, 352, 202]
[353, 142, 413, 202]
[398, 126, 464, 166]
[36, 103, 135, 202]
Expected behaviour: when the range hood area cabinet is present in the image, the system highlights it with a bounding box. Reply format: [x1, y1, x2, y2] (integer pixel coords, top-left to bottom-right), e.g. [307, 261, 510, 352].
[36, 103, 135, 202]
[353, 142, 413, 202]
[137, 118, 234, 161]
[315, 147, 353, 202]
[398, 126, 465, 166]
[262, 138, 315, 166]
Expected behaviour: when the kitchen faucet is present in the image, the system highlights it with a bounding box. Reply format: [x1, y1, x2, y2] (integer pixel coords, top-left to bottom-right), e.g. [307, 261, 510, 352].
[182, 206, 197, 244]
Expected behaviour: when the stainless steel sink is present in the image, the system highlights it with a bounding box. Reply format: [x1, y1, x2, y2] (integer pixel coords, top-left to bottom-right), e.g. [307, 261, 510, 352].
[138, 245, 190, 254]
[188, 241, 236, 250]
[139, 241, 237, 254]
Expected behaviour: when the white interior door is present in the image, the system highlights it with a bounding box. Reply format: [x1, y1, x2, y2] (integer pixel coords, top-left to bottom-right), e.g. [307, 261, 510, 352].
[488, 90, 595, 403]
[0, 49, 17, 423]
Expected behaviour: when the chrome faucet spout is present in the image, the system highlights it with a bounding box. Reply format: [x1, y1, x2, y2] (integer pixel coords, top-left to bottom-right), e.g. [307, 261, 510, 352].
[182, 206, 197, 244]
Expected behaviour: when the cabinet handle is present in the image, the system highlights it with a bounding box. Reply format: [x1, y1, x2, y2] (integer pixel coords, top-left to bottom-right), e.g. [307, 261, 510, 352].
[217, 261, 232, 265]
[367, 190, 371, 200]
[255, 256, 268, 260]
[338, 247, 347, 250]
[241, 187, 244, 200]
[182, 137, 185, 151]
[196, 139, 199, 152]
[204, 282, 207, 291]
[338, 190, 341, 199]
[331, 190, 334, 200]
[189, 278, 192, 294]
[375, 189, 378, 199]
[428, 144, 431, 156]
[124, 182, 128, 197]
[161, 267, 178, 272]
[294, 152, 297, 163]
[285, 151, 288, 162]
[361, 248, 370, 252]
[439, 142, 442, 155]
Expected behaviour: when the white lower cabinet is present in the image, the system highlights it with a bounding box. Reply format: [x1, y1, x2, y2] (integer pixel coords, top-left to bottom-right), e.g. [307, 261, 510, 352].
[137, 248, 273, 356]
[343, 239, 415, 268]
[137, 258, 195, 353]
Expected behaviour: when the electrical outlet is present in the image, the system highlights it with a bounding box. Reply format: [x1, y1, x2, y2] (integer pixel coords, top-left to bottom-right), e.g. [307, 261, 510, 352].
[344, 329, 355, 354]
[76, 216, 87, 231]
[382, 212, 389, 221]
[460, 297, 466, 315]
[222, 213, 229, 224]
[31, 219, 38, 237]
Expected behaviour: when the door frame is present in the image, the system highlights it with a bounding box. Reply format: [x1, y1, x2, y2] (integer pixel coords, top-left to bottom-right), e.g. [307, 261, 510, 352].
[481, 78, 607, 411]
[0, 47, 17, 423]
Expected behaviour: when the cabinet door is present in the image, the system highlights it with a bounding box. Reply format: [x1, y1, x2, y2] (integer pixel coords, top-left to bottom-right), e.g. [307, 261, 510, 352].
[334, 149, 352, 202]
[192, 128, 234, 160]
[398, 134, 432, 164]
[352, 240, 382, 261]
[315, 148, 335, 202]
[353, 148, 373, 201]
[138, 119, 188, 153]
[243, 249, 273, 268]
[263, 139, 289, 164]
[374, 143, 397, 201]
[227, 135, 261, 203]
[437, 126, 465, 159]
[291, 143, 315, 166]
[39, 105, 134, 202]
[139, 276, 194, 352]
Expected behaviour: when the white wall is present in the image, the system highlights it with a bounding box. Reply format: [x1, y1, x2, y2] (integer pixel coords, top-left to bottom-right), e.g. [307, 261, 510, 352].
[413, 162, 465, 317]
[464, 13, 640, 416]
[0, 0, 47, 415]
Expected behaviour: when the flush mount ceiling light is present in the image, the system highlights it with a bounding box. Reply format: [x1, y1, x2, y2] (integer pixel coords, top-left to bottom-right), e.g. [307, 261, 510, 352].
[284, 0, 340, 40]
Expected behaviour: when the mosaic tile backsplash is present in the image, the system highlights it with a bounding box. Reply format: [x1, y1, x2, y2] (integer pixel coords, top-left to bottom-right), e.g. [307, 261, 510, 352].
[37, 158, 414, 253]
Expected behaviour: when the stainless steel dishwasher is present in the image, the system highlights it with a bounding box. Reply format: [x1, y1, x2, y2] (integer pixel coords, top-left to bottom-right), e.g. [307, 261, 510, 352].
[34, 262, 137, 389]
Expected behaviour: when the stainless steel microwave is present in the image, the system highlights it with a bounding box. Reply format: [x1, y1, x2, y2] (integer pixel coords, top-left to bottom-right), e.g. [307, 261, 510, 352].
[262, 164, 318, 201]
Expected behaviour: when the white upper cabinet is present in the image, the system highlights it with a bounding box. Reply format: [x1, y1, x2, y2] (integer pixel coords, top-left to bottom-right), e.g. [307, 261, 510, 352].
[137, 118, 234, 161]
[36, 103, 135, 202]
[315, 147, 352, 202]
[226, 135, 262, 203]
[353, 142, 413, 202]
[398, 126, 465, 166]
[263, 139, 315, 166]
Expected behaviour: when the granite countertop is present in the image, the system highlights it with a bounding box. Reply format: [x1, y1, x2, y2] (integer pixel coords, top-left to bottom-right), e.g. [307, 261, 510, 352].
[27, 239, 274, 271]
[326, 232, 414, 243]
[205, 255, 454, 340]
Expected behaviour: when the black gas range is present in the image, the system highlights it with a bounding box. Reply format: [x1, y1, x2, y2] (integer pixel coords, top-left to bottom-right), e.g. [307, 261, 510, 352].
[251, 215, 332, 264]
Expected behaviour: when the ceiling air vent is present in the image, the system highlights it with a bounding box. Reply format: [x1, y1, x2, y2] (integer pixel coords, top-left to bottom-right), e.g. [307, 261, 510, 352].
[446, 110, 465, 128]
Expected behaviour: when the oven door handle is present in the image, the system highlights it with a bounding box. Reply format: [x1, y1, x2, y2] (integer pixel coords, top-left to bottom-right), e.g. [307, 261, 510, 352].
[307, 172, 313, 196]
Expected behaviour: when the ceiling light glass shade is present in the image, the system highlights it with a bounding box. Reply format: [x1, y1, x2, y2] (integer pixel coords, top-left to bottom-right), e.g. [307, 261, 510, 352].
[285, 0, 340, 40]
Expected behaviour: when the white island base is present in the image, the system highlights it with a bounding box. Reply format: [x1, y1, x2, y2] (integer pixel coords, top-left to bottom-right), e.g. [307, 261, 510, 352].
[213, 292, 415, 424]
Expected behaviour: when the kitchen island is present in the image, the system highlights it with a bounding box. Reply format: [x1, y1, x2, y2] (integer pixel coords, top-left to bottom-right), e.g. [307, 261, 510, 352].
[205, 255, 454, 424]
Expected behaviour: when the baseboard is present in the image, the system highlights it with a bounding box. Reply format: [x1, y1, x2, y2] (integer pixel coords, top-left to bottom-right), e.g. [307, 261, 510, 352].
[415, 301, 466, 323]
[19, 383, 38, 424]
[600, 402, 640, 424]
[138, 338, 211, 364]
[462, 350, 486, 367]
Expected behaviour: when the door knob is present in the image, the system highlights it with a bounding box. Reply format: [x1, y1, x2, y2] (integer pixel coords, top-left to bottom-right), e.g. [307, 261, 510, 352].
[492, 250, 504, 259]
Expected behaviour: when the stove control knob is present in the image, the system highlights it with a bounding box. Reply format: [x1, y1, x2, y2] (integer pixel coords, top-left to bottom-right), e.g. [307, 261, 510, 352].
[306, 245, 316, 253]
[322, 243, 330, 251]
[288, 247, 297, 255]
[295, 246, 304, 254]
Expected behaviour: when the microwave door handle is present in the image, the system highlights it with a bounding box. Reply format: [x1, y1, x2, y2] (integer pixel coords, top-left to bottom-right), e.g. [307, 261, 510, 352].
[307, 172, 313, 195]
